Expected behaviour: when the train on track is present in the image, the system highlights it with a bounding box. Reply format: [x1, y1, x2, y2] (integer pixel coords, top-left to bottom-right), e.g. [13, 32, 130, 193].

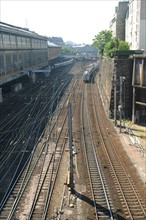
[52, 59, 74, 68]
[83, 63, 99, 83]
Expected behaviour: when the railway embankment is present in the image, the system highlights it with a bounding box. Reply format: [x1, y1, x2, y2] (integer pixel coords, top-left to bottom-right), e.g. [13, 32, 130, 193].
[97, 58, 146, 184]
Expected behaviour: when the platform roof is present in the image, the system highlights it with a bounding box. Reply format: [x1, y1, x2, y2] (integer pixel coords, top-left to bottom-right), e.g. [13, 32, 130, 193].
[0, 22, 47, 40]
[47, 41, 61, 48]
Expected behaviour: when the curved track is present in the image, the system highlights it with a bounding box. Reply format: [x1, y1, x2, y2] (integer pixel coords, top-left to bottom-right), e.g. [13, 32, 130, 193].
[81, 83, 115, 219]
[1, 61, 145, 219]
[88, 76, 146, 219]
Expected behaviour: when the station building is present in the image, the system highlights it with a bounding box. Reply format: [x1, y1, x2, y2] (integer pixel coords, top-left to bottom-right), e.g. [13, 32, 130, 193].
[0, 22, 48, 85]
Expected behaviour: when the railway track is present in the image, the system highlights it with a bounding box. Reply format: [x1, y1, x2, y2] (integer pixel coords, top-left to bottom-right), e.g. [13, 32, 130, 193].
[0, 138, 47, 219]
[0, 65, 73, 207]
[89, 77, 146, 219]
[1, 60, 145, 219]
[81, 83, 115, 219]
[0, 63, 82, 219]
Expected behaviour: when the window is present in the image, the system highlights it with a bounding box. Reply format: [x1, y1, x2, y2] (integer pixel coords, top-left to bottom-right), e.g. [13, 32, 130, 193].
[10, 35, 16, 48]
[3, 34, 10, 48]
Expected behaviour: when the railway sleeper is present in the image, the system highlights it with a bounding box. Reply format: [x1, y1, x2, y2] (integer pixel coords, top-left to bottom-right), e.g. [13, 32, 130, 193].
[95, 199, 109, 205]
[96, 203, 110, 209]
[97, 212, 111, 217]
[122, 190, 139, 194]
[125, 213, 144, 219]
[93, 189, 104, 193]
[129, 205, 144, 210]
[130, 208, 145, 213]
[94, 194, 108, 198]
[90, 174, 101, 177]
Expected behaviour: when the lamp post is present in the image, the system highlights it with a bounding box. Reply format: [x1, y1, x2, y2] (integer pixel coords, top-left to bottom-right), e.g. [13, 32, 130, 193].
[119, 76, 125, 133]
[113, 71, 117, 126]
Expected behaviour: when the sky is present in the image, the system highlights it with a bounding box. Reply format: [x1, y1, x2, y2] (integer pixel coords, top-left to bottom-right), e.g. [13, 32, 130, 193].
[0, 0, 119, 44]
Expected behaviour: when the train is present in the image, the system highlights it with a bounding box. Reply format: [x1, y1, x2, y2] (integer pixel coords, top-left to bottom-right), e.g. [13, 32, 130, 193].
[52, 59, 74, 68]
[83, 63, 99, 83]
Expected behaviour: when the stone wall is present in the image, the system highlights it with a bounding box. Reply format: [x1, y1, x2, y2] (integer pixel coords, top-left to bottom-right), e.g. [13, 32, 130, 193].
[97, 58, 133, 120]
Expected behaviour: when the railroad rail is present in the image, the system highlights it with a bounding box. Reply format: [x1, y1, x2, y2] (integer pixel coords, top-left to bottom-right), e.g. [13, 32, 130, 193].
[0, 63, 81, 219]
[89, 76, 146, 219]
[0, 65, 74, 215]
[1, 60, 145, 219]
[81, 83, 115, 219]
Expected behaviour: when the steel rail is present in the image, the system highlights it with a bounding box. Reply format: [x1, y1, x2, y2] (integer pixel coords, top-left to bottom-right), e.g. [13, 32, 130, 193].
[43, 79, 79, 220]
[81, 83, 114, 219]
[0, 68, 70, 148]
[0, 83, 53, 165]
[81, 88, 98, 219]
[0, 71, 72, 211]
[0, 68, 77, 218]
[0, 72, 72, 172]
[92, 80, 146, 219]
[27, 152, 55, 220]
[42, 135, 68, 220]
[27, 109, 69, 219]
[9, 99, 68, 219]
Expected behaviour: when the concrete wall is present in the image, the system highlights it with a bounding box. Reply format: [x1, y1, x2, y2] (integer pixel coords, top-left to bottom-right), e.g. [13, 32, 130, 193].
[97, 58, 133, 119]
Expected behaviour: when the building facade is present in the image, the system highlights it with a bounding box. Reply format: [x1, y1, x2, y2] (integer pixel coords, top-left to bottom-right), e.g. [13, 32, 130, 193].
[48, 41, 61, 61]
[132, 55, 146, 123]
[110, 1, 129, 40]
[73, 45, 98, 59]
[0, 22, 48, 85]
[125, 0, 146, 53]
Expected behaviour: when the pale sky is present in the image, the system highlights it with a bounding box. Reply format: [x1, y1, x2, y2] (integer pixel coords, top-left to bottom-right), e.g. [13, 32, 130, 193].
[0, 0, 119, 44]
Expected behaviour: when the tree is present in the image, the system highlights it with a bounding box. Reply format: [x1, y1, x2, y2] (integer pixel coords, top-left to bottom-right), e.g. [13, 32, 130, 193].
[61, 45, 76, 55]
[93, 30, 130, 58]
[92, 30, 112, 57]
[104, 37, 119, 58]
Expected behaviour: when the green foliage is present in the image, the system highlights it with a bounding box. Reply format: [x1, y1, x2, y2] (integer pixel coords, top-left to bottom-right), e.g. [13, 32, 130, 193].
[118, 40, 130, 50]
[104, 37, 130, 58]
[92, 30, 112, 56]
[92, 30, 130, 58]
[104, 37, 119, 58]
[61, 45, 76, 55]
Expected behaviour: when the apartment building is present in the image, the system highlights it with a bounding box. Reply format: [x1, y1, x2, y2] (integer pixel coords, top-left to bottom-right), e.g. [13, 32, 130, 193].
[110, 1, 129, 40]
[125, 0, 146, 53]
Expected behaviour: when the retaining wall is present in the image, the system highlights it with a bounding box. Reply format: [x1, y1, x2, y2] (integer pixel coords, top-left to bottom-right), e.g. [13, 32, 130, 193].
[97, 58, 133, 119]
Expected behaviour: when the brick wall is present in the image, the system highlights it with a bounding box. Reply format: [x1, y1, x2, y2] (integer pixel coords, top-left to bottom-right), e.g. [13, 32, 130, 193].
[97, 58, 133, 119]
